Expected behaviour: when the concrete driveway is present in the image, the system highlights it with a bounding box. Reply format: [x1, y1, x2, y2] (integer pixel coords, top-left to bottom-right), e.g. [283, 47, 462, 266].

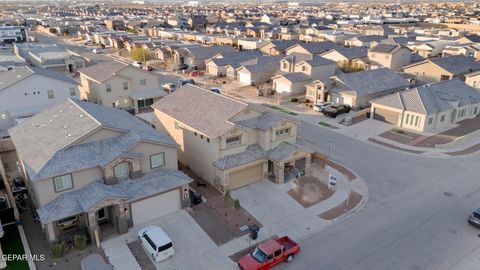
[102, 210, 236, 270]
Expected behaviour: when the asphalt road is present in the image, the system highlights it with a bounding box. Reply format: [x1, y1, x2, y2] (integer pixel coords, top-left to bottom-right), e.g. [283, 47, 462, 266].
[282, 121, 480, 270]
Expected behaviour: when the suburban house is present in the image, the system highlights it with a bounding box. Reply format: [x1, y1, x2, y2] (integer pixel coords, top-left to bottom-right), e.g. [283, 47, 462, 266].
[78, 61, 167, 114]
[306, 68, 411, 108]
[8, 99, 192, 243]
[285, 41, 337, 57]
[0, 66, 79, 131]
[235, 56, 282, 85]
[259, 40, 301, 56]
[403, 55, 480, 83]
[367, 44, 412, 71]
[370, 79, 480, 132]
[182, 45, 236, 70]
[152, 84, 313, 192]
[406, 40, 457, 58]
[344, 35, 384, 48]
[320, 47, 368, 66]
[272, 72, 312, 96]
[205, 51, 262, 76]
[465, 71, 480, 90]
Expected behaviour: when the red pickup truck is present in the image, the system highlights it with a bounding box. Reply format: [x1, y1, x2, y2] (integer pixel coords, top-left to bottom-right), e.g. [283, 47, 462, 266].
[237, 236, 300, 270]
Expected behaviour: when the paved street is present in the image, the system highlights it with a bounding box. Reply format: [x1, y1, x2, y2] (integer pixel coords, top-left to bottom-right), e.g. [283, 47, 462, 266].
[279, 121, 480, 270]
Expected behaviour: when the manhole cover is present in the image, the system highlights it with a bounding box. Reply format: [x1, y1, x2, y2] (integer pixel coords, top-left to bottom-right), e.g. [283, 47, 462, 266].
[443, 192, 453, 197]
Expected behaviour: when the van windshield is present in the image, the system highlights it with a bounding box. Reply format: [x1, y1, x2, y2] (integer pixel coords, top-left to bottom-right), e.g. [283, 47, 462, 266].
[158, 242, 173, 252]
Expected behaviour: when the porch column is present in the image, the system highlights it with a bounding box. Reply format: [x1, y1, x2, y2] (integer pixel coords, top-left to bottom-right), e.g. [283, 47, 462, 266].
[133, 99, 139, 114]
[87, 211, 100, 247]
[274, 163, 284, 184]
[117, 203, 129, 234]
[262, 161, 268, 179]
[305, 155, 312, 171]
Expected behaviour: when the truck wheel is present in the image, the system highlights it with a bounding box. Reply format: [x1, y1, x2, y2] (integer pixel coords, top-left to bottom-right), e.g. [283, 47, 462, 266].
[286, 254, 294, 263]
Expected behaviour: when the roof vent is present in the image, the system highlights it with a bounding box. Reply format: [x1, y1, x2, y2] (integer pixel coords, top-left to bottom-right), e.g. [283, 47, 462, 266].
[63, 125, 68, 129]
[17, 75, 22, 78]
[66, 133, 72, 137]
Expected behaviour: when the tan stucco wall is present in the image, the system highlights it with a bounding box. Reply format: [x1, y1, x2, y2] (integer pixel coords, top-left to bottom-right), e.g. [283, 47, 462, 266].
[403, 62, 453, 83]
[465, 74, 480, 90]
[128, 141, 178, 172]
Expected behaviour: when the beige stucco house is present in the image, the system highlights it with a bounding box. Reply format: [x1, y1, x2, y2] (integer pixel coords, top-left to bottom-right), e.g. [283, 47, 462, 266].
[152, 84, 313, 193]
[465, 71, 480, 90]
[78, 61, 167, 114]
[367, 44, 412, 71]
[370, 79, 480, 132]
[9, 99, 191, 244]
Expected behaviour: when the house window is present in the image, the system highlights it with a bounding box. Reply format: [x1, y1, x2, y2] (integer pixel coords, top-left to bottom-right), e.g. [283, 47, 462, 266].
[54, 174, 73, 192]
[226, 135, 241, 147]
[282, 62, 287, 69]
[106, 84, 112, 92]
[69, 87, 76, 96]
[276, 127, 291, 137]
[302, 66, 306, 71]
[114, 162, 130, 178]
[123, 81, 128, 90]
[410, 115, 414, 125]
[405, 114, 410, 124]
[150, 153, 165, 169]
[428, 117, 433, 125]
[47, 90, 54, 99]
[440, 115, 445, 122]
[140, 79, 147, 86]
[474, 107, 478, 115]
[415, 116, 419, 127]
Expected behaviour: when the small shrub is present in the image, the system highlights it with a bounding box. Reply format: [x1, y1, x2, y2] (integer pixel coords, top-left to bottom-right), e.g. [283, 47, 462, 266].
[50, 241, 66, 259]
[291, 98, 299, 102]
[305, 99, 310, 103]
[224, 190, 231, 203]
[74, 234, 87, 250]
[234, 199, 241, 210]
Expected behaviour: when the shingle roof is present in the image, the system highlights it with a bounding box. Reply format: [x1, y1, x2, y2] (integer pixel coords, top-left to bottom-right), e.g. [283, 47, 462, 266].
[430, 55, 480, 75]
[369, 43, 399, 53]
[9, 99, 176, 181]
[267, 142, 313, 163]
[287, 41, 337, 55]
[333, 68, 410, 97]
[152, 84, 248, 138]
[304, 56, 336, 67]
[37, 168, 192, 224]
[213, 144, 266, 170]
[0, 66, 78, 91]
[185, 45, 236, 59]
[325, 47, 368, 60]
[372, 79, 480, 115]
[77, 60, 128, 83]
[279, 72, 311, 82]
[235, 112, 287, 131]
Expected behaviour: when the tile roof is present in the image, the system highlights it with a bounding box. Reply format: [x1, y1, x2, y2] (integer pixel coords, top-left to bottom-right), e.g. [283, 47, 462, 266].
[372, 79, 480, 115]
[430, 55, 480, 75]
[278, 72, 311, 82]
[9, 99, 176, 181]
[213, 144, 266, 170]
[287, 41, 337, 55]
[152, 84, 248, 138]
[332, 68, 410, 97]
[37, 168, 192, 224]
[77, 60, 128, 83]
[185, 45, 236, 59]
[235, 112, 287, 131]
[326, 47, 368, 60]
[0, 66, 78, 91]
[266, 142, 313, 163]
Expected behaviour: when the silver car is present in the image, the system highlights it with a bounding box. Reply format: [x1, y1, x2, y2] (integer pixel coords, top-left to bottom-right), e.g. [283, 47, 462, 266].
[468, 208, 480, 228]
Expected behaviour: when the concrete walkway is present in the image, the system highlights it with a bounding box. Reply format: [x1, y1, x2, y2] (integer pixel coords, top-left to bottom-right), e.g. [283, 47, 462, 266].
[223, 164, 368, 257]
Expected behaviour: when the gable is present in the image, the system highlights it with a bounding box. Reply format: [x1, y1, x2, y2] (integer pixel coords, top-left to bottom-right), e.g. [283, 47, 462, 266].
[404, 61, 453, 76]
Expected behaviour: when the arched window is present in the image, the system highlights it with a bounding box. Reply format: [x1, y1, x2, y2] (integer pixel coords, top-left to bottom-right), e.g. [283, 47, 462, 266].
[114, 162, 130, 178]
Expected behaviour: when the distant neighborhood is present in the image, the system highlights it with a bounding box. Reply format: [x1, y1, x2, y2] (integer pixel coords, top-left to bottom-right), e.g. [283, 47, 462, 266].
[0, 1, 480, 270]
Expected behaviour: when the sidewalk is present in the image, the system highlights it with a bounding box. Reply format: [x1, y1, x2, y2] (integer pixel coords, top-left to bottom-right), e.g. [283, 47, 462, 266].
[222, 164, 368, 257]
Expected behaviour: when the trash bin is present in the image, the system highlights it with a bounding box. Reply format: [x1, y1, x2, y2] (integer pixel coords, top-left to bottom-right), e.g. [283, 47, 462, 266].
[366, 111, 371, 118]
[249, 224, 260, 240]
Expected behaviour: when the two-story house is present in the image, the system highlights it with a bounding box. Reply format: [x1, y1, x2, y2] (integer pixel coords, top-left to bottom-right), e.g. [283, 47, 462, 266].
[9, 99, 191, 244]
[78, 61, 167, 114]
[152, 84, 313, 193]
[367, 44, 412, 71]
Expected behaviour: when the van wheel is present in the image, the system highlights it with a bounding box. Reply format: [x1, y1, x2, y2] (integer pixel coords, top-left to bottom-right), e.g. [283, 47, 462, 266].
[286, 254, 294, 263]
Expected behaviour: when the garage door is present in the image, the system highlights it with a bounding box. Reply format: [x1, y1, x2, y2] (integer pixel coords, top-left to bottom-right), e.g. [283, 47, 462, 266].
[228, 163, 263, 190]
[131, 189, 181, 226]
[238, 72, 251, 85]
[373, 108, 399, 124]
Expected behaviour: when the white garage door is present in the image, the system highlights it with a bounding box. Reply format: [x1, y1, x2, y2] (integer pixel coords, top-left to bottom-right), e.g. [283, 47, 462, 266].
[131, 189, 181, 226]
[238, 72, 251, 85]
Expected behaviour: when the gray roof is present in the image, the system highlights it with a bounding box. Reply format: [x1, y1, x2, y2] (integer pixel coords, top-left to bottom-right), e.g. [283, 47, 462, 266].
[9, 99, 176, 181]
[260, 40, 301, 51]
[303, 56, 336, 67]
[287, 41, 337, 55]
[208, 51, 262, 67]
[77, 60, 128, 82]
[235, 112, 287, 131]
[372, 79, 480, 115]
[267, 142, 313, 163]
[239, 56, 282, 73]
[324, 47, 368, 60]
[370, 43, 399, 53]
[37, 168, 192, 224]
[430, 55, 480, 75]
[0, 66, 78, 91]
[185, 45, 236, 60]
[352, 35, 384, 43]
[152, 84, 248, 138]
[213, 144, 266, 170]
[278, 72, 311, 83]
[332, 68, 410, 97]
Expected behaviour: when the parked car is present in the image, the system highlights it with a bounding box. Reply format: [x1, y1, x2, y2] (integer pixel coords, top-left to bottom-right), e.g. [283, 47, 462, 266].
[210, 88, 221, 94]
[132, 61, 143, 68]
[138, 226, 174, 263]
[143, 65, 153, 71]
[256, 88, 275, 97]
[313, 102, 332, 112]
[189, 71, 204, 77]
[92, 48, 101, 54]
[237, 236, 300, 270]
[177, 79, 194, 87]
[162, 83, 176, 93]
[323, 104, 351, 118]
[468, 208, 480, 228]
[189, 189, 202, 205]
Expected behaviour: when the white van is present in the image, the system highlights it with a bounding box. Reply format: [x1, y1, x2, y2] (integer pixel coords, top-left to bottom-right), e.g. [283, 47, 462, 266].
[137, 226, 174, 262]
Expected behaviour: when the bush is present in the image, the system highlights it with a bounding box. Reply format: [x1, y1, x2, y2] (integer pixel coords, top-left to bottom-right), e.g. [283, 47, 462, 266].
[291, 98, 299, 102]
[224, 190, 231, 203]
[74, 234, 87, 250]
[131, 47, 151, 62]
[234, 199, 241, 210]
[305, 99, 310, 103]
[50, 242, 66, 259]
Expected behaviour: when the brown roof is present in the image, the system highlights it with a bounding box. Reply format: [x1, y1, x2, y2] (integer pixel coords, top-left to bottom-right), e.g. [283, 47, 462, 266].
[152, 84, 248, 138]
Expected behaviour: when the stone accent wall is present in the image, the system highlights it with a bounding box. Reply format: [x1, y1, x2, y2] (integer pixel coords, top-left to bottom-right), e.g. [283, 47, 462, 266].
[103, 157, 141, 184]
[86, 198, 128, 245]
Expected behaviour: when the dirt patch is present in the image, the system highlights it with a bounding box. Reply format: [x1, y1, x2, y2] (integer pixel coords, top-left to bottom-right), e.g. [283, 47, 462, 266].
[368, 138, 424, 154]
[127, 241, 156, 270]
[350, 114, 369, 125]
[327, 161, 357, 181]
[445, 142, 480, 156]
[287, 176, 334, 208]
[379, 129, 422, 145]
[228, 235, 278, 262]
[184, 167, 261, 246]
[319, 191, 363, 220]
